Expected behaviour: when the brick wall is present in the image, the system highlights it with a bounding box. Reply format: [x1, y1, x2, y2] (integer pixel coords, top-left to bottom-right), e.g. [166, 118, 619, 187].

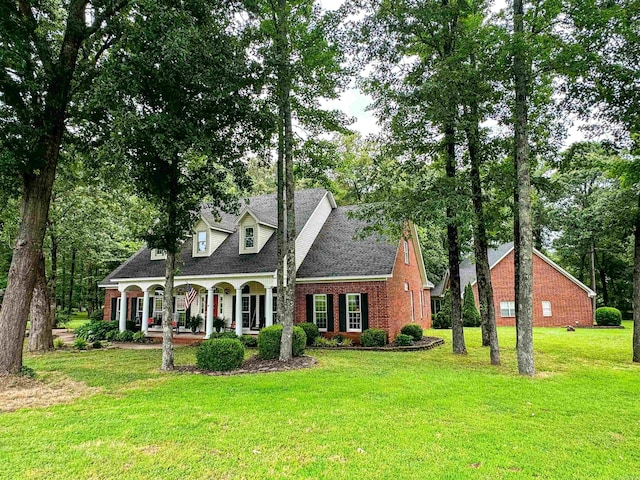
[385, 237, 431, 339]
[294, 281, 389, 343]
[103, 288, 144, 321]
[473, 250, 593, 327]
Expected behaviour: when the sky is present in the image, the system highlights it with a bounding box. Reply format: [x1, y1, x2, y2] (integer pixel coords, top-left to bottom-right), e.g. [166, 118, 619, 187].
[317, 0, 585, 147]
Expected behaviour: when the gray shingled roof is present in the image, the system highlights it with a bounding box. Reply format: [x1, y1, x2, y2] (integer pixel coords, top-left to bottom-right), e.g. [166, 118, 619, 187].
[432, 242, 515, 297]
[297, 206, 397, 278]
[100, 189, 328, 286]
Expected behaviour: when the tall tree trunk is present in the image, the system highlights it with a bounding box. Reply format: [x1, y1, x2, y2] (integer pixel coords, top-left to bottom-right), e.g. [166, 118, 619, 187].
[514, 183, 519, 349]
[28, 253, 54, 352]
[445, 124, 466, 355]
[466, 103, 500, 365]
[589, 240, 597, 323]
[162, 251, 175, 371]
[513, 0, 534, 376]
[632, 193, 640, 363]
[67, 248, 77, 314]
[0, 0, 89, 375]
[276, 0, 295, 362]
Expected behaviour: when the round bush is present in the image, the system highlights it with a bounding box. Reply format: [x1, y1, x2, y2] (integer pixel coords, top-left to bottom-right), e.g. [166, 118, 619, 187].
[257, 325, 306, 359]
[240, 334, 258, 348]
[400, 324, 423, 341]
[395, 333, 414, 346]
[196, 338, 244, 371]
[361, 328, 387, 347]
[298, 322, 320, 345]
[595, 307, 622, 326]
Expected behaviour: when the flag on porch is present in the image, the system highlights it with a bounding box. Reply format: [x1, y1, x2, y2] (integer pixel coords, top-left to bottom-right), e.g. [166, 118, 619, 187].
[185, 283, 197, 310]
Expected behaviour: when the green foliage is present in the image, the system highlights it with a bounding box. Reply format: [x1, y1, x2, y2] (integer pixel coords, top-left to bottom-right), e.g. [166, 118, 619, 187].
[53, 337, 65, 349]
[75, 320, 119, 342]
[395, 334, 414, 346]
[595, 307, 622, 327]
[132, 332, 146, 343]
[105, 330, 118, 342]
[54, 311, 71, 328]
[313, 337, 337, 347]
[18, 365, 36, 378]
[433, 291, 452, 329]
[257, 325, 306, 359]
[73, 338, 87, 350]
[196, 339, 244, 372]
[188, 315, 203, 333]
[210, 332, 238, 340]
[89, 309, 105, 322]
[462, 284, 481, 327]
[240, 335, 258, 348]
[298, 322, 320, 346]
[400, 324, 423, 341]
[115, 330, 135, 343]
[212, 317, 225, 333]
[332, 334, 345, 345]
[92, 341, 103, 349]
[361, 329, 387, 347]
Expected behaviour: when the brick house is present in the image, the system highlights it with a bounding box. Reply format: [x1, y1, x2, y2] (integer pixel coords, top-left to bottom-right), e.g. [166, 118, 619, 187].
[431, 242, 596, 327]
[100, 189, 433, 342]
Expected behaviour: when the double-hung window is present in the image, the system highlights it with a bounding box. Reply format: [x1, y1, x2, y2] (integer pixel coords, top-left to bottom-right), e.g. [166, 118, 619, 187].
[244, 227, 254, 249]
[313, 294, 328, 331]
[196, 231, 207, 253]
[542, 301, 552, 317]
[346, 293, 362, 331]
[500, 301, 516, 317]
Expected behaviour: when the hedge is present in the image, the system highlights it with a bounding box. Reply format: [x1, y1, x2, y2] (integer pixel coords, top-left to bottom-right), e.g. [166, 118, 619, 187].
[257, 325, 306, 359]
[361, 328, 387, 347]
[196, 338, 245, 371]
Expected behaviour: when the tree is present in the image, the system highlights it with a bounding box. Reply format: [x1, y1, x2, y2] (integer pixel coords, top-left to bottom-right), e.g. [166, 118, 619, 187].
[0, 0, 131, 374]
[97, 0, 267, 370]
[462, 283, 481, 327]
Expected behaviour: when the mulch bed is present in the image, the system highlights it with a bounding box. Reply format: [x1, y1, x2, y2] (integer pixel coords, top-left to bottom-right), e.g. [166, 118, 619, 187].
[174, 354, 317, 376]
[309, 336, 445, 352]
[579, 325, 625, 329]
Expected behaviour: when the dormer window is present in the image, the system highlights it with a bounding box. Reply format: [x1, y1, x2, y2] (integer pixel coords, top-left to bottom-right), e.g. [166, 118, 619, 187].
[244, 227, 254, 249]
[197, 231, 207, 253]
[151, 249, 167, 260]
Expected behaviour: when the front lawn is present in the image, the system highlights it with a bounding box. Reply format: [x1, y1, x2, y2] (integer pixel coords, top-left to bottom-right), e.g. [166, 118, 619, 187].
[1, 324, 638, 479]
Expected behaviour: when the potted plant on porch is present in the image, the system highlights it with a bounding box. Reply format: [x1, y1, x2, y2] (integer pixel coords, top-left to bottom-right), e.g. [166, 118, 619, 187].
[212, 316, 225, 333]
[188, 314, 204, 334]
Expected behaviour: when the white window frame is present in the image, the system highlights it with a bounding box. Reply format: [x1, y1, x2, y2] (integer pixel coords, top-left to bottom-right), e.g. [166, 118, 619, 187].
[542, 301, 552, 317]
[150, 248, 167, 260]
[346, 293, 362, 332]
[199, 292, 207, 316]
[500, 301, 516, 317]
[241, 295, 251, 328]
[244, 226, 255, 249]
[196, 230, 208, 254]
[115, 297, 122, 319]
[410, 291, 415, 322]
[313, 294, 328, 332]
[419, 290, 424, 319]
[403, 240, 410, 264]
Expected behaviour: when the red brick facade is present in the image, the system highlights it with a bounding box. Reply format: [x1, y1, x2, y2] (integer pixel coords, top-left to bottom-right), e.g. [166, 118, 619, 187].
[103, 288, 144, 322]
[472, 250, 594, 327]
[294, 237, 432, 342]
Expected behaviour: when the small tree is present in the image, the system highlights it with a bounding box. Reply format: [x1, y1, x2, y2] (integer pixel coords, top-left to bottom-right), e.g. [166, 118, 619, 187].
[462, 284, 481, 328]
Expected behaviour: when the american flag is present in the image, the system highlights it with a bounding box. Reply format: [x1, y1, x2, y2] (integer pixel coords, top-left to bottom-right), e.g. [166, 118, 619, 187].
[184, 283, 197, 310]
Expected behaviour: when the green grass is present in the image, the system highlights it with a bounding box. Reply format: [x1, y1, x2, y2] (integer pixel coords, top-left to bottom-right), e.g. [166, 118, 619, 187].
[1, 324, 639, 479]
[65, 311, 90, 330]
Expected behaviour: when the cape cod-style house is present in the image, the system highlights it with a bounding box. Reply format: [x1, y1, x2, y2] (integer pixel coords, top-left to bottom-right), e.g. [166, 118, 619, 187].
[100, 189, 434, 342]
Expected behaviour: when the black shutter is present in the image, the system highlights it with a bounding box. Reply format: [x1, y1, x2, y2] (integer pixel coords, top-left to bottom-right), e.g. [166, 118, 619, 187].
[361, 293, 369, 331]
[327, 294, 334, 332]
[338, 294, 346, 332]
[306, 294, 314, 323]
[131, 298, 137, 321]
[232, 295, 236, 323]
[148, 296, 154, 320]
[259, 295, 265, 329]
[111, 297, 117, 321]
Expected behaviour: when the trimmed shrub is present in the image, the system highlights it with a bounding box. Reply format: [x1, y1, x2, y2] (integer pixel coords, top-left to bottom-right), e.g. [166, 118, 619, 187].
[196, 338, 244, 371]
[595, 307, 622, 326]
[74, 338, 87, 350]
[240, 334, 258, 348]
[361, 328, 387, 347]
[132, 331, 146, 343]
[433, 290, 452, 329]
[115, 330, 134, 342]
[400, 324, 423, 341]
[53, 337, 65, 349]
[298, 322, 320, 346]
[395, 333, 414, 346]
[92, 341, 103, 349]
[257, 325, 306, 359]
[462, 284, 481, 327]
[89, 309, 104, 321]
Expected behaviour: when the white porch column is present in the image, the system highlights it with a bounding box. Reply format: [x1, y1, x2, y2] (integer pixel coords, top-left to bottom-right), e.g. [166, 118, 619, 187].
[235, 287, 243, 336]
[119, 290, 127, 332]
[141, 289, 150, 334]
[205, 287, 215, 338]
[265, 287, 273, 327]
